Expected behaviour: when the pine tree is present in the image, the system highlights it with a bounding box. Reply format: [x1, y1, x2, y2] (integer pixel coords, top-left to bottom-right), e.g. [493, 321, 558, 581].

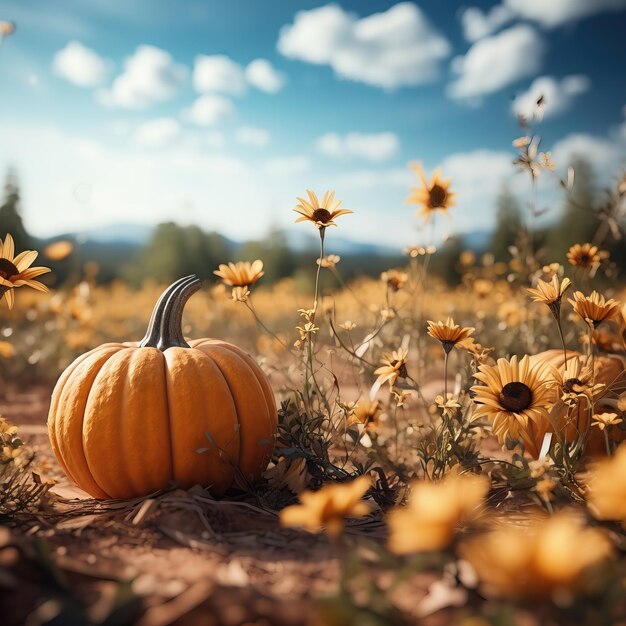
[0, 168, 31, 251]
[490, 185, 523, 262]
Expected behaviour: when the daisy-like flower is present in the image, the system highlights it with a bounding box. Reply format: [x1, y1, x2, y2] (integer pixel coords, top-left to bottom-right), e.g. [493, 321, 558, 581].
[280, 476, 371, 538]
[293, 190, 352, 230]
[435, 394, 461, 419]
[587, 444, 626, 524]
[339, 320, 356, 331]
[381, 269, 408, 292]
[566, 243, 605, 270]
[527, 275, 572, 317]
[317, 254, 341, 268]
[373, 347, 409, 389]
[591, 412, 623, 431]
[213, 260, 264, 287]
[568, 290, 622, 328]
[348, 400, 381, 431]
[471, 355, 553, 451]
[0, 234, 50, 309]
[427, 318, 475, 354]
[406, 163, 456, 223]
[547, 356, 604, 408]
[387, 471, 489, 554]
[460, 513, 613, 600]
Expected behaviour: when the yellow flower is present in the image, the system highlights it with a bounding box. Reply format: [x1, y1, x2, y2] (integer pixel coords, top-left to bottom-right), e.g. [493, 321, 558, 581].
[527, 275, 571, 310]
[339, 320, 356, 331]
[471, 355, 552, 451]
[568, 290, 622, 327]
[44, 239, 74, 261]
[380, 269, 408, 292]
[348, 400, 381, 431]
[293, 190, 352, 229]
[460, 513, 613, 600]
[280, 476, 371, 538]
[387, 472, 489, 554]
[230, 286, 250, 302]
[548, 356, 603, 408]
[406, 163, 456, 223]
[587, 444, 626, 523]
[213, 260, 264, 287]
[0, 234, 51, 309]
[317, 254, 341, 268]
[566, 243, 605, 270]
[427, 318, 474, 353]
[435, 394, 461, 419]
[0, 341, 15, 358]
[591, 412, 622, 431]
[373, 348, 409, 389]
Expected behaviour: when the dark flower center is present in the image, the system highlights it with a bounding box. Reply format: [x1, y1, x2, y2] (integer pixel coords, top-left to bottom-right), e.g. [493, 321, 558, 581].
[499, 382, 533, 412]
[0, 258, 18, 281]
[429, 185, 447, 208]
[391, 360, 408, 379]
[312, 208, 332, 223]
[563, 378, 586, 394]
[579, 253, 590, 265]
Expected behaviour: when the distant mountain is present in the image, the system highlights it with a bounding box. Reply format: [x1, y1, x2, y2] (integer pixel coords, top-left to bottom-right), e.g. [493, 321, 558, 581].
[284, 229, 402, 257]
[71, 223, 154, 245]
[459, 229, 491, 251]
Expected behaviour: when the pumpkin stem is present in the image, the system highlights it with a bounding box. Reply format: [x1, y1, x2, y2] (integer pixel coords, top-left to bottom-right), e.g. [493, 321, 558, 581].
[139, 275, 196, 349]
[157, 275, 201, 351]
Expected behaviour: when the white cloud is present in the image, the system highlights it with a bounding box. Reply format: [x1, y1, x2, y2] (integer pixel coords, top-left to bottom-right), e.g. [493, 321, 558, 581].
[264, 156, 310, 175]
[52, 41, 109, 88]
[97, 45, 187, 109]
[448, 25, 545, 101]
[315, 132, 399, 162]
[460, 5, 515, 42]
[504, 0, 626, 28]
[512, 75, 590, 120]
[245, 59, 286, 93]
[193, 54, 246, 95]
[277, 2, 451, 89]
[132, 118, 181, 149]
[235, 126, 271, 146]
[552, 133, 624, 174]
[183, 94, 233, 126]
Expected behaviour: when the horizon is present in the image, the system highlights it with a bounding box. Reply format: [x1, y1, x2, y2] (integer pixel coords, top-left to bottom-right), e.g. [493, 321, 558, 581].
[1, 0, 625, 249]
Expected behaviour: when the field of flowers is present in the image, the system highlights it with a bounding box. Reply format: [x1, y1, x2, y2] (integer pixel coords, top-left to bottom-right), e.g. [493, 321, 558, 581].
[1, 119, 626, 626]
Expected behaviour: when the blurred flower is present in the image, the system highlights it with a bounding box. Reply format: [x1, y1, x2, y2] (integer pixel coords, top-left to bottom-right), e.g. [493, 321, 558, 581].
[406, 163, 456, 223]
[591, 412, 622, 431]
[460, 513, 613, 600]
[566, 243, 606, 271]
[427, 318, 474, 354]
[296, 321, 319, 341]
[0, 341, 15, 358]
[472, 278, 492, 298]
[348, 400, 381, 431]
[587, 444, 626, 524]
[512, 136, 530, 148]
[293, 190, 352, 230]
[471, 355, 552, 450]
[265, 457, 310, 494]
[280, 476, 371, 538]
[548, 357, 603, 408]
[387, 472, 489, 554]
[459, 250, 476, 266]
[374, 347, 409, 389]
[231, 286, 250, 302]
[527, 275, 571, 317]
[339, 320, 356, 331]
[0, 234, 51, 309]
[317, 254, 341, 268]
[535, 477, 556, 502]
[391, 387, 412, 407]
[568, 290, 622, 328]
[44, 240, 74, 261]
[380, 308, 395, 321]
[213, 260, 264, 287]
[435, 394, 461, 418]
[381, 269, 408, 292]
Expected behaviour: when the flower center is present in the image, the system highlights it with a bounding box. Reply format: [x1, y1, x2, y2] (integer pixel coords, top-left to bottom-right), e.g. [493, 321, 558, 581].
[563, 378, 586, 394]
[0, 258, 19, 281]
[580, 253, 590, 265]
[391, 360, 408, 379]
[429, 185, 447, 208]
[312, 208, 332, 224]
[499, 382, 533, 412]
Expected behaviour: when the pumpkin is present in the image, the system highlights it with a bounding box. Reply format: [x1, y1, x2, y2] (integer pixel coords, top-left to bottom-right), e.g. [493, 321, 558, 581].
[47, 276, 277, 499]
[527, 349, 625, 458]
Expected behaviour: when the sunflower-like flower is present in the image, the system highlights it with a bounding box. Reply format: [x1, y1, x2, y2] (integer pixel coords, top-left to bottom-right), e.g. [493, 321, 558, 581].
[387, 471, 489, 554]
[568, 290, 622, 328]
[460, 513, 613, 600]
[293, 190, 352, 230]
[406, 163, 456, 223]
[427, 318, 475, 354]
[348, 400, 382, 431]
[527, 275, 572, 317]
[592, 412, 622, 431]
[566, 243, 606, 270]
[471, 355, 552, 450]
[587, 444, 626, 524]
[547, 357, 604, 408]
[213, 260, 264, 287]
[0, 234, 50, 309]
[381, 268, 408, 292]
[373, 348, 409, 390]
[280, 476, 371, 538]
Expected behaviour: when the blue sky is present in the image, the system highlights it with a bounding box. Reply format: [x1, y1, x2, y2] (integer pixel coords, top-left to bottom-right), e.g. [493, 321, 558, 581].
[1, 0, 625, 247]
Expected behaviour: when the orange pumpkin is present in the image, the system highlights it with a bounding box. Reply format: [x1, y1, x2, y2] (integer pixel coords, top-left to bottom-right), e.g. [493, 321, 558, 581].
[48, 276, 277, 499]
[527, 349, 625, 458]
